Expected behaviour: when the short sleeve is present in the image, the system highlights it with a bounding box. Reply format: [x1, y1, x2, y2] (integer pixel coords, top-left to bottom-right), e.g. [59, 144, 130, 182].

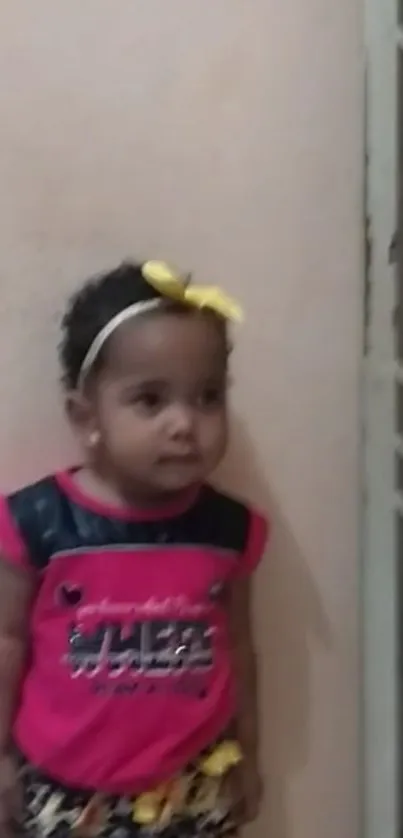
[0, 495, 30, 569]
[238, 509, 269, 576]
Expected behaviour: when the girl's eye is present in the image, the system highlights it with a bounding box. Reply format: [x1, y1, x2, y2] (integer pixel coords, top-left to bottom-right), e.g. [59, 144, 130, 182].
[199, 385, 226, 408]
[135, 392, 165, 412]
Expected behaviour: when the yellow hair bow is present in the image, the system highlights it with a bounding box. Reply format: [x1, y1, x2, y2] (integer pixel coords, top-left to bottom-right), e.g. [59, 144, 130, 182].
[141, 261, 243, 323]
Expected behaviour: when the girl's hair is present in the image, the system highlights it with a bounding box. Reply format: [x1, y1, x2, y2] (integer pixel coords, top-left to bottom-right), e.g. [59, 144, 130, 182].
[59, 261, 229, 390]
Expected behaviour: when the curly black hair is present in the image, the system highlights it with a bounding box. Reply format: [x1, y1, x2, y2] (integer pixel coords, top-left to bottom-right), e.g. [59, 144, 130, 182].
[59, 261, 229, 390]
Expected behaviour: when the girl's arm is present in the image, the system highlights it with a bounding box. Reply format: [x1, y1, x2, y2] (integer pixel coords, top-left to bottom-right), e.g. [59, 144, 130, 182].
[0, 559, 33, 835]
[228, 575, 262, 823]
[228, 576, 260, 760]
[0, 559, 33, 752]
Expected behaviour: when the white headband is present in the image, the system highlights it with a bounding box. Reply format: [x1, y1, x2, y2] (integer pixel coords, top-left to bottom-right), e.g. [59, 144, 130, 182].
[78, 298, 163, 389]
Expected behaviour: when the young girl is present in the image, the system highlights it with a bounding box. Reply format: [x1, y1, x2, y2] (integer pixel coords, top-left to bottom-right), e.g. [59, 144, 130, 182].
[0, 261, 268, 838]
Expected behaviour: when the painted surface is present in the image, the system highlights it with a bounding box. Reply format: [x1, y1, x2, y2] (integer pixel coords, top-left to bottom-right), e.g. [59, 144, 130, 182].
[0, 2, 363, 836]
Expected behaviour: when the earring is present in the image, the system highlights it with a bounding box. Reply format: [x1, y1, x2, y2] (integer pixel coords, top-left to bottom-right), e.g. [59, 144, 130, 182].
[88, 431, 101, 448]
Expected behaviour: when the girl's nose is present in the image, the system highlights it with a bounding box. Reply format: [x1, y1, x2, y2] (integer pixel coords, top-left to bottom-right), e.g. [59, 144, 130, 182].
[167, 403, 196, 439]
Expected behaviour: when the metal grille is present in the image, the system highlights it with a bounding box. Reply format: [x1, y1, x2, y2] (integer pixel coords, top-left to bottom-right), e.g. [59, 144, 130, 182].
[397, 32, 403, 838]
[364, 0, 399, 834]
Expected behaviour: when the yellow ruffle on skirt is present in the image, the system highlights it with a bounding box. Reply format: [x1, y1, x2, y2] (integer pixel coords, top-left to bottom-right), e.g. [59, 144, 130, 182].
[132, 740, 242, 829]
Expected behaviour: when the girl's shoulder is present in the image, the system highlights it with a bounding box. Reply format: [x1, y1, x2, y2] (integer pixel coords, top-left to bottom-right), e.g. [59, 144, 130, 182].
[195, 483, 269, 575]
[0, 473, 67, 571]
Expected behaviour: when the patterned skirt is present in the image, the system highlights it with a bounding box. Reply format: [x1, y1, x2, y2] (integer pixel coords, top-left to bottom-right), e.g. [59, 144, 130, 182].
[14, 743, 239, 838]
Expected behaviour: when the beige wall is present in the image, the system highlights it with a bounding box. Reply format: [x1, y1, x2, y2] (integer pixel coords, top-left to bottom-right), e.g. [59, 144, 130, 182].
[0, 2, 363, 836]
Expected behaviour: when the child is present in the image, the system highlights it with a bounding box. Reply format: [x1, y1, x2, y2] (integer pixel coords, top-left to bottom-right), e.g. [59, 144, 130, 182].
[0, 261, 268, 838]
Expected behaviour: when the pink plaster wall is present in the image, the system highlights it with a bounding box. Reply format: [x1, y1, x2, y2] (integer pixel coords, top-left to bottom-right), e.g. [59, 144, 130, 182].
[0, 2, 363, 836]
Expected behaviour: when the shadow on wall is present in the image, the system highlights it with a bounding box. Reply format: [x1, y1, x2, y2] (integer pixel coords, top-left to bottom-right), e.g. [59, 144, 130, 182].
[218, 418, 332, 838]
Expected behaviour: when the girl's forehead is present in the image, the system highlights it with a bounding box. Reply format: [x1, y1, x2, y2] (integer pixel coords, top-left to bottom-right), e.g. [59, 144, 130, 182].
[103, 312, 226, 378]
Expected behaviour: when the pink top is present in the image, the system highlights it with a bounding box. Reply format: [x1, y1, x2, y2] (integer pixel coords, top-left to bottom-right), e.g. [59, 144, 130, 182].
[0, 472, 268, 794]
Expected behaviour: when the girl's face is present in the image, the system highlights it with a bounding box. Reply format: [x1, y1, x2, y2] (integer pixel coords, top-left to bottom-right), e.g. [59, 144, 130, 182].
[82, 311, 229, 500]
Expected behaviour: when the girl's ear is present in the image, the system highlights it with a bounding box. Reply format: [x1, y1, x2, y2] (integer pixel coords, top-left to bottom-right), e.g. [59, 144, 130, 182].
[65, 391, 100, 451]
